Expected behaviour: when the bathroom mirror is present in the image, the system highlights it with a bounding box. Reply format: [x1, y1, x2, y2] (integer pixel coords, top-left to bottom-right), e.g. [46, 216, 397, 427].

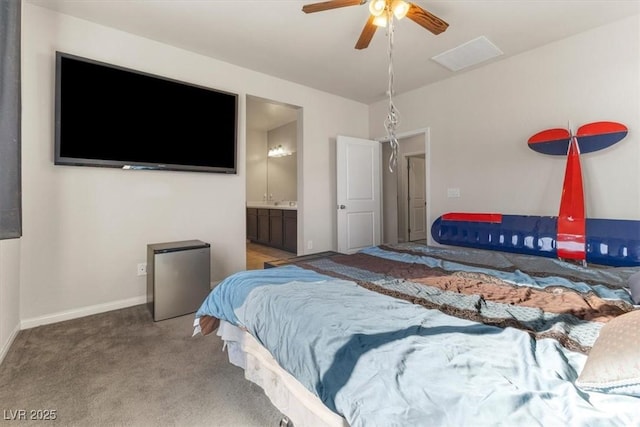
[246, 96, 299, 204]
[266, 122, 297, 203]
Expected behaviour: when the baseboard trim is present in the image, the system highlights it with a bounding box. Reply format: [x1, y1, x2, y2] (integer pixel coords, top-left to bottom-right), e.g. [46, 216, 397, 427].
[0, 323, 20, 366]
[20, 296, 147, 330]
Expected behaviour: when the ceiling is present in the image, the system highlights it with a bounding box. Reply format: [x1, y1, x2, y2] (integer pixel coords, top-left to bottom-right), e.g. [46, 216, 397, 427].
[246, 96, 299, 132]
[29, 0, 640, 105]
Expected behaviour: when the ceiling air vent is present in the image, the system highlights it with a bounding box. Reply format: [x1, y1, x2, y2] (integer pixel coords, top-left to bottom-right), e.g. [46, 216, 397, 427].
[431, 36, 503, 72]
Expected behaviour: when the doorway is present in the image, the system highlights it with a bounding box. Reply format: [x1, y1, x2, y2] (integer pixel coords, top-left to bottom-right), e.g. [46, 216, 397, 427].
[381, 130, 430, 245]
[407, 154, 427, 241]
[246, 95, 302, 267]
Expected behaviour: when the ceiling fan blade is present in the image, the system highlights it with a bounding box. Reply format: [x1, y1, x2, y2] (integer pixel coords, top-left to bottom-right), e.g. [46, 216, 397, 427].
[406, 3, 449, 35]
[302, 0, 363, 14]
[355, 15, 377, 50]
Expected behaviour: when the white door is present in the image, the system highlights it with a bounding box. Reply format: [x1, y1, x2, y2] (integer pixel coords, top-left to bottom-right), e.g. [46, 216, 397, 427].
[408, 155, 427, 241]
[337, 136, 382, 254]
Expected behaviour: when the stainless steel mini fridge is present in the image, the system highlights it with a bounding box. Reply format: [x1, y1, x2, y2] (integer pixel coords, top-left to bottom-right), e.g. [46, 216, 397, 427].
[147, 240, 211, 321]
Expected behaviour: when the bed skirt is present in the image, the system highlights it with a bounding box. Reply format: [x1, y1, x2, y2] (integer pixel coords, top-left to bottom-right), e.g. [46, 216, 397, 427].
[217, 320, 348, 427]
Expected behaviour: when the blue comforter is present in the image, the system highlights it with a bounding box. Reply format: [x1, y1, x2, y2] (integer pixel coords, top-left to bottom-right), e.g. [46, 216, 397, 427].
[196, 252, 639, 426]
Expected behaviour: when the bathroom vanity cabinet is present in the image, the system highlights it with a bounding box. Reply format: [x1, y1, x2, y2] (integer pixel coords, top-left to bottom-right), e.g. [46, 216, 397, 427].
[247, 207, 297, 253]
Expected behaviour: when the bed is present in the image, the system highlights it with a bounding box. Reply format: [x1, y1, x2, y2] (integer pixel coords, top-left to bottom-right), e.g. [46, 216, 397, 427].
[193, 243, 640, 427]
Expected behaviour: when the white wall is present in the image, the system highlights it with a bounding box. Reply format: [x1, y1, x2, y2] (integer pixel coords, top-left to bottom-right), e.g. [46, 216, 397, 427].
[0, 239, 21, 364]
[246, 128, 268, 202]
[370, 15, 640, 226]
[20, 3, 369, 326]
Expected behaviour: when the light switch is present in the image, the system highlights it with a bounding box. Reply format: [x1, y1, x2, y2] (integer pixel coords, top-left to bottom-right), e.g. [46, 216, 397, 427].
[447, 188, 461, 198]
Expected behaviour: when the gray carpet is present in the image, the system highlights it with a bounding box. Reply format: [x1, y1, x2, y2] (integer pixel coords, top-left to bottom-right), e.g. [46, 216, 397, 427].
[0, 305, 284, 426]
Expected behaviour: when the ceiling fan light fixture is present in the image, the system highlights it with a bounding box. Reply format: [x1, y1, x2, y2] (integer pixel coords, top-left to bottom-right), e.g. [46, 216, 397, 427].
[300, 0, 449, 170]
[373, 15, 388, 27]
[368, 0, 386, 17]
[391, 0, 409, 19]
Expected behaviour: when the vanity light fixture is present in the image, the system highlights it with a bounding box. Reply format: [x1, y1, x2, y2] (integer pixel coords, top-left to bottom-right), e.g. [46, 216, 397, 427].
[267, 145, 293, 158]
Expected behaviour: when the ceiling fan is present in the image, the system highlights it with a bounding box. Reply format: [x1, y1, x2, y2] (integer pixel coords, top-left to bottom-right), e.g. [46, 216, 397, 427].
[302, 0, 449, 49]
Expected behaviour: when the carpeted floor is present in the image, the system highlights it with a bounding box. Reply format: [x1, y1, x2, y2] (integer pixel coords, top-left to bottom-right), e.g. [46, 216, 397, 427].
[0, 305, 283, 426]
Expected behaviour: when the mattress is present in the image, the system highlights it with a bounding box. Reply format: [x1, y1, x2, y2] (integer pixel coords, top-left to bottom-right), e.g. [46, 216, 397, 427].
[216, 320, 347, 427]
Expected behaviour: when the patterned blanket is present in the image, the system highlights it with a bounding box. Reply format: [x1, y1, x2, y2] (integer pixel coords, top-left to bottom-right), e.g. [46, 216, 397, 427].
[286, 245, 636, 354]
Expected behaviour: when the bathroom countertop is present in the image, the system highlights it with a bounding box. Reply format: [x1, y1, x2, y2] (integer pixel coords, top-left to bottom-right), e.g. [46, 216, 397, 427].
[246, 202, 297, 211]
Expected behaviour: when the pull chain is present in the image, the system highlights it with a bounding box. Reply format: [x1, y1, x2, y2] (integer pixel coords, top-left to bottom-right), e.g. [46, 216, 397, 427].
[385, 7, 400, 173]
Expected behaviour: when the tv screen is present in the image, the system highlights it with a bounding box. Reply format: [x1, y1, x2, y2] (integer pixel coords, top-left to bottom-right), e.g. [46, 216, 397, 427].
[55, 52, 238, 174]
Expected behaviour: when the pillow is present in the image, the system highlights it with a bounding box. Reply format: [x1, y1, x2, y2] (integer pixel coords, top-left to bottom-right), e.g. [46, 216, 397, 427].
[576, 310, 640, 396]
[629, 271, 640, 304]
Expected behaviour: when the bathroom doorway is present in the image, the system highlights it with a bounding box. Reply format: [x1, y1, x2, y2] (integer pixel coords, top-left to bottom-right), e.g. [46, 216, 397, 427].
[246, 95, 301, 267]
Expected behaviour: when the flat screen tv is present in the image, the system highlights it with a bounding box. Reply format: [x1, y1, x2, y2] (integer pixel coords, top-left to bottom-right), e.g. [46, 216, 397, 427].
[55, 52, 238, 174]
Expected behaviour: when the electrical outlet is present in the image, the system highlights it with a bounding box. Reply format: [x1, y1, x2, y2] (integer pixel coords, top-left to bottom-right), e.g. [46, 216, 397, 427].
[137, 263, 147, 276]
[307, 240, 313, 250]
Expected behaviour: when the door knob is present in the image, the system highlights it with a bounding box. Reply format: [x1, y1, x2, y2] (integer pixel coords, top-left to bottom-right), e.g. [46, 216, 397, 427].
[338, 204, 346, 210]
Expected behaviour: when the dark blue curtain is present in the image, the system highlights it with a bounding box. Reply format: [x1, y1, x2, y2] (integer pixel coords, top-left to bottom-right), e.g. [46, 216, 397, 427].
[0, 0, 22, 239]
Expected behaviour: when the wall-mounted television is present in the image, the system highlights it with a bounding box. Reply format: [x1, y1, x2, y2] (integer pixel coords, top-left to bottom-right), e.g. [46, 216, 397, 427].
[55, 52, 238, 174]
